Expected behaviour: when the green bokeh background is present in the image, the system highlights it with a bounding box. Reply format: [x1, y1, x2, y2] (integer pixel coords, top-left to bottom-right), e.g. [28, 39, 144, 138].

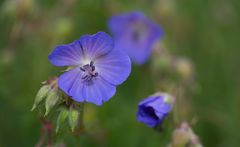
[0, 0, 239, 146]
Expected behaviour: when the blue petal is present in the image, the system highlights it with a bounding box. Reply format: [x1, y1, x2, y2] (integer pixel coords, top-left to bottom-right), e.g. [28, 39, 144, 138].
[84, 77, 116, 106]
[48, 40, 83, 66]
[58, 68, 116, 105]
[138, 95, 171, 120]
[108, 11, 145, 36]
[144, 96, 171, 115]
[79, 31, 114, 61]
[138, 96, 158, 106]
[95, 49, 131, 85]
[58, 68, 85, 102]
[137, 106, 159, 127]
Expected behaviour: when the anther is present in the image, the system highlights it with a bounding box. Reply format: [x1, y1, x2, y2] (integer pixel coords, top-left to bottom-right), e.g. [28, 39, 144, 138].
[80, 61, 98, 82]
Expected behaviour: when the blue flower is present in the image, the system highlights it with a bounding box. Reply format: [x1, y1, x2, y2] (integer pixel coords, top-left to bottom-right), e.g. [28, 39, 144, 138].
[137, 93, 173, 128]
[48, 32, 131, 106]
[108, 11, 164, 65]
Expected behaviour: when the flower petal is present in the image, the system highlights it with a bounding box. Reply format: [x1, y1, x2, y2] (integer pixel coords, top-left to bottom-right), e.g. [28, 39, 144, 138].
[108, 11, 144, 36]
[79, 31, 114, 61]
[84, 77, 116, 106]
[48, 40, 83, 66]
[58, 68, 85, 102]
[58, 69, 116, 105]
[137, 106, 159, 128]
[95, 49, 131, 85]
[144, 96, 171, 115]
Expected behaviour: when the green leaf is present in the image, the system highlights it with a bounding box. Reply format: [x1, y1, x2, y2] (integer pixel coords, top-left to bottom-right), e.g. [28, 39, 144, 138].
[44, 90, 60, 116]
[68, 107, 79, 132]
[31, 85, 50, 111]
[56, 108, 69, 133]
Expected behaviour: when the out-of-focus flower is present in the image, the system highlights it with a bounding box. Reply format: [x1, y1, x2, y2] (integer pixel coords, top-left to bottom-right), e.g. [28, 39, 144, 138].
[53, 18, 73, 39]
[137, 92, 174, 128]
[170, 122, 203, 147]
[48, 32, 131, 106]
[1, 0, 34, 18]
[174, 57, 194, 81]
[154, 0, 176, 18]
[108, 11, 164, 65]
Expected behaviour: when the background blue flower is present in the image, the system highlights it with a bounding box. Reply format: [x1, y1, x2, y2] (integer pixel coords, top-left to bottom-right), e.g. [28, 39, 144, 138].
[108, 11, 164, 64]
[137, 93, 173, 128]
[48, 32, 131, 105]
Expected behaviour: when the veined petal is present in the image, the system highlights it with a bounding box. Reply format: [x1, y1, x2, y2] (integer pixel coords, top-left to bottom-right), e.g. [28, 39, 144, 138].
[79, 31, 114, 61]
[84, 77, 116, 106]
[58, 68, 116, 105]
[48, 40, 83, 66]
[95, 49, 131, 85]
[58, 68, 85, 102]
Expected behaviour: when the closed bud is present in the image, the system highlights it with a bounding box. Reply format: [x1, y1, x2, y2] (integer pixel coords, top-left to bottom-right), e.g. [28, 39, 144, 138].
[45, 90, 61, 116]
[171, 122, 203, 147]
[68, 106, 80, 132]
[56, 108, 69, 133]
[31, 85, 50, 111]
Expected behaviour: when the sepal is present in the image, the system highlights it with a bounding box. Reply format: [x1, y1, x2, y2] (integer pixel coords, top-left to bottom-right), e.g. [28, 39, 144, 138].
[68, 106, 80, 132]
[31, 85, 51, 111]
[56, 108, 69, 133]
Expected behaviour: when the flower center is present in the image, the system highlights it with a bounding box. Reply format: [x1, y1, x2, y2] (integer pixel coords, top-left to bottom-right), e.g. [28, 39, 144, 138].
[132, 30, 141, 42]
[80, 61, 98, 82]
[131, 23, 147, 43]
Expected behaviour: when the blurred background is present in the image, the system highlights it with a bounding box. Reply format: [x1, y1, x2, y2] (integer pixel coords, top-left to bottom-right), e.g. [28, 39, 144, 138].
[0, 0, 239, 146]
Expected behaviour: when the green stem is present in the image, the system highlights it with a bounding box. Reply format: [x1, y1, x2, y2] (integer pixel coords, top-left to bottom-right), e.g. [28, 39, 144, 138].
[173, 83, 183, 125]
[73, 102, 85, 146]
[78, 102, 85, 131]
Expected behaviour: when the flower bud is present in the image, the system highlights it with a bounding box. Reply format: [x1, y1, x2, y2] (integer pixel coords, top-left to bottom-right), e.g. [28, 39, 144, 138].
[68, 107, 80, 132]
[137, 92, 174, 128]
[31, 77, 62, 115]
[56, 108, 69, 133]
[31, 85, 50, 111]
[171, 122, 203, 147]
[45, 89, 61, 116]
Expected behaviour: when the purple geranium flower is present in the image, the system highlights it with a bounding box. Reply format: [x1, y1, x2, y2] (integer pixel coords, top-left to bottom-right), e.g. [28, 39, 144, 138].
[48, 32, 131, 105]
[137, 93, 173, 128]
[108, 11, 164, 64]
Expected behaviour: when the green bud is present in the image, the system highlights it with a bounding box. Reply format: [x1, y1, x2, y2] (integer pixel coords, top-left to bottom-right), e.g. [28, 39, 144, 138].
[68, 107, 79, 132]
[45, 90, 60, 116]
[56, 108, 69, 133]
[31, 85, 50, 111]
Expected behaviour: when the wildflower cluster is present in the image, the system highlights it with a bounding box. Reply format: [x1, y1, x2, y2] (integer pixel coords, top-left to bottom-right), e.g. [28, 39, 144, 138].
[32, 11, 202, 147]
